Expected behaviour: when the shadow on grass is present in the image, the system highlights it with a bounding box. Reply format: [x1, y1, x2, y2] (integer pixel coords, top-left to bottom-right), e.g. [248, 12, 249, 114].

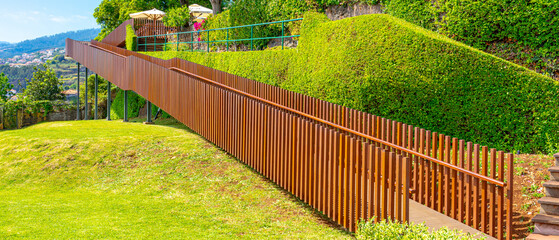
[124, 116, 352, 236]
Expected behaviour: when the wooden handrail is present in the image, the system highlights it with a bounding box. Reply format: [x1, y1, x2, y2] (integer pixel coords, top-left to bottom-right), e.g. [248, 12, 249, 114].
[89, 44, 127, 58]
[169, 66, 506, 187]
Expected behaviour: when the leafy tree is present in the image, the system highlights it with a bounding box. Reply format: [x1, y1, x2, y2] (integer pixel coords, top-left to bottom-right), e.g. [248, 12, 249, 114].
[0, 73, 14, 101]
[94, 0, 184, 40]
[24, 63, 64, 101]
[162, 6, 192, 27]
[94, 0, 223, 38]
[163, 1, 215, 27]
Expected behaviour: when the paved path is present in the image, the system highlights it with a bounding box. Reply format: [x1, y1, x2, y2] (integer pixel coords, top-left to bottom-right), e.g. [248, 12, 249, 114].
[409, 200, 496, 239]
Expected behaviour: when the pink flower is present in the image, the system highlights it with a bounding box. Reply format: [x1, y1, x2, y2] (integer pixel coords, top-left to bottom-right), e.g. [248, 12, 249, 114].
[194, 22, 202, 31]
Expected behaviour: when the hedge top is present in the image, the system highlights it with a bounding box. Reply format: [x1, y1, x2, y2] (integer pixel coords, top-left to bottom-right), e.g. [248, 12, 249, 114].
[145, 12, 559, 154]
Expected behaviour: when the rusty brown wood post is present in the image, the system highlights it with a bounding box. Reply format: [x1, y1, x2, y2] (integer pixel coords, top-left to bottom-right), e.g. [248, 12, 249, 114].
[507, 154, 514, 240]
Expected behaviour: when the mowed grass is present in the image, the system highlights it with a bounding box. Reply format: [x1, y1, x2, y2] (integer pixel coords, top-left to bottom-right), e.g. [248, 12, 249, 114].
[0, 119, 350, 239]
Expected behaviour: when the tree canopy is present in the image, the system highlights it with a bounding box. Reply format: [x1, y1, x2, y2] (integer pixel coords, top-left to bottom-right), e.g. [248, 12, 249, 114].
[24, 63, 64, 101]
[94, 0, 218, 40]
[0, 73, 14, 102]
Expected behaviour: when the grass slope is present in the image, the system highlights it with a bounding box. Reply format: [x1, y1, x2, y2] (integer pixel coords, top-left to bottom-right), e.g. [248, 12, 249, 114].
[0, 120, 349, 239]
[145, 12, 559, 154]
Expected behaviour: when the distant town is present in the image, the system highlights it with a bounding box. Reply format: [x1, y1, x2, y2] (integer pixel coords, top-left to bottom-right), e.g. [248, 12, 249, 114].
[0, 48, 65, 67]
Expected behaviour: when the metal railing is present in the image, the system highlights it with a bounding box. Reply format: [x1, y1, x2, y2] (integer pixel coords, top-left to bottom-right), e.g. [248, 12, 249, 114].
[67, 35, 515, 239]
[136, 18, 303, 52]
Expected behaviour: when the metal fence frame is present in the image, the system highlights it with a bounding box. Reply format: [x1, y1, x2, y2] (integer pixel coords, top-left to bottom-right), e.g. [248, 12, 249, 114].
[136, 18, 303, 52]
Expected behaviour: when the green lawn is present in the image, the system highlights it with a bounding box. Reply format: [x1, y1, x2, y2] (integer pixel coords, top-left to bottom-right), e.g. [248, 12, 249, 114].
[0, 119, 350, 239]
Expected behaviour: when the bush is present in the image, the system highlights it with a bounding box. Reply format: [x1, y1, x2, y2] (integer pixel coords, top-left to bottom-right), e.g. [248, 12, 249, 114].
[145, 12, 559, 154]
[162, 5, 190, 28]
[110, 89, 145, 120]
[384, 0, 559, 55]
[356, 219, 484, 240]
[204, 0, 311, 50]
[1, 99, 74, 129]
[109, 89, 171, 120]
[126, 24, 137, 51]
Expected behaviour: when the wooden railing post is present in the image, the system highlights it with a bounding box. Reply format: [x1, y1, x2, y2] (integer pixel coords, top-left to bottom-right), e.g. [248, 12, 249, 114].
[507, 153, 514, 240]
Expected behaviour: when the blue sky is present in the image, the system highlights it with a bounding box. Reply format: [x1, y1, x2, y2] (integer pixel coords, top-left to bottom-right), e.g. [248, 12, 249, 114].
[0, 0, 102, 43]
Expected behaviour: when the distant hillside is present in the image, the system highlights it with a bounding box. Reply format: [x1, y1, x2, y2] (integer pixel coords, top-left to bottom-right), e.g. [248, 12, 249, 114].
[0, 55, 77, 92]
[0, 28, 100, 59]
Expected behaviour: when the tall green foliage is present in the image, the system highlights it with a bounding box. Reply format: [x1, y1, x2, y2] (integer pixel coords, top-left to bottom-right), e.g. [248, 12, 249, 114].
[109, 89, 171, 120]
[203, 0, 311, 49]
[357, 219, 483, 239]
[126, 25, 137, 51]
[384, 0, 559, 54]
[0, 73, 14, 102]
[110, 89, 146, 120]
[162, 5, 192, 27]
[24, 63, 64, 101]
[94, 0, 184, 41]
[145, 12, 559, 154]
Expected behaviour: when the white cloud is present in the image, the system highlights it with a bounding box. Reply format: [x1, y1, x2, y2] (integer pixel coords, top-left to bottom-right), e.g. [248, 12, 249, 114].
[72, 15, 88, 20]
[50, 16, 68, 23]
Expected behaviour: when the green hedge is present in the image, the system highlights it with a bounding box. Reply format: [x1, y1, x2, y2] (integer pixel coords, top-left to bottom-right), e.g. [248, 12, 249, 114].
[145, 12, 559, 154]
[204, 0, 310, 50]
[1, 99, 74, 129]
[110, 89, 145, 120]
[109, 89, 171, 120]
[384, 0, 559, 55]
[356, 219, 484, 240]
[126, 24, 137, 51]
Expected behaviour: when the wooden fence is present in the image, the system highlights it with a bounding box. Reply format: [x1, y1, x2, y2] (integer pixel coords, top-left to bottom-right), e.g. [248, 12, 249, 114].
[66, 36, 514, 239]
[133, 19, 186, 38]
[101, 19, 134, 47]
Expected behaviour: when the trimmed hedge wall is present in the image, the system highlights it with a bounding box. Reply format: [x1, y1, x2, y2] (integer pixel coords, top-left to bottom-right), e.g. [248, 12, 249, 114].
[385, 0, 559, 54]
[126, 24, 137, 51]
[145, 12, 559, 154]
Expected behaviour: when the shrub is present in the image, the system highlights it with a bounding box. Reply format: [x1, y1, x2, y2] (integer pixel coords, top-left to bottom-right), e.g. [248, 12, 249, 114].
[0, 99, 74, 129]
[110, 89, 145, 120]
[126, 24, 137, 51]
[384, 0, 559, 55]
[109, 89, 171, 120]
[145, 12, 559, 154]
[356, 219, 485, 240]
[204, 0, 311, 50]
[162, 5, 190, 28]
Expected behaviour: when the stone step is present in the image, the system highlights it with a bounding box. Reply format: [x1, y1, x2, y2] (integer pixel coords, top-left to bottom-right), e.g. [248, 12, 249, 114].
[555, 153, 559, 166]
[526, 233, 559, 240]
[543, 181, 559, 198]
[532, 214, 559, 235]
[549, 167, 559, 181]
[539, 197, 559, 216]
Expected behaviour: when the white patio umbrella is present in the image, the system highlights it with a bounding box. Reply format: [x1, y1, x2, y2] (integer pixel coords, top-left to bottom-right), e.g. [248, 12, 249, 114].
[188, 4, 213, 14]
[189, 4, 213, 23]
[129, 8, 166, 20]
